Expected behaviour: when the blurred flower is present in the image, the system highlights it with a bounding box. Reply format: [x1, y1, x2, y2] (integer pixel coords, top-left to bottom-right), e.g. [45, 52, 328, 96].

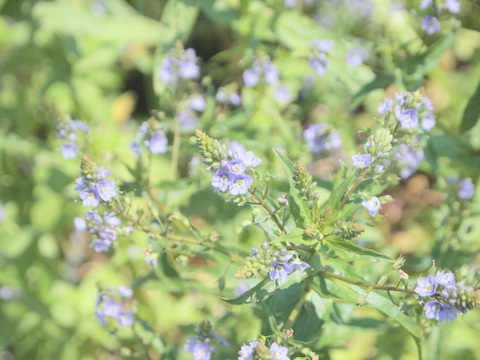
[159, 47, 200, 87]
[422, 15, 441, 35]
[458, 178, 475, 199]
[309, 39, 334, 75]
[346, 48, 368, 66]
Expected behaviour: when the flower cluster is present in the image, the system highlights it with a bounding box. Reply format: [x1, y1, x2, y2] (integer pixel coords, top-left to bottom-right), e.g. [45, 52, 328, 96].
[74, 210, 122, 252]
[75, 159, 117, 207]
[303, 122, 342, 154]
[458, 178, 475, 199]
[309, 39, 334, 76]
[158, 47, 200, 87]
[216, 85, 242, 107]
[238, 340, 290, 360]
[420, 0, 460, 35]
[195, 131, 261, 198]
[95, 285, 134, 327]
[184, 321, 228, 360]
[415, 270, 477, 322]
[177, 94, 207, 130]
[130, 118, 168, 156]
[235, 242, 310, 282]
[243, 56, 291, 103]
[56, 117, 89, 159]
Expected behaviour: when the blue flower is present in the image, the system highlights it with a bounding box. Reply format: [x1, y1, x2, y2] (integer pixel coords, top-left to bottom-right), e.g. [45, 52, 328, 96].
[436, 270, 456, 287]
[346, 49, 368, 66]
[185, 338, 215, 360]
[351, 154, 371, 169]
[415, 275, 437, 297]
[61, 142, 78, 159]
[92, 239, 113, 252]
[422, 15, 441, 35]
[398, 109, 418, 129]
[117, 285, 133, 298]
[243, 69, 260, 87]
[269, 342, 290, 360]
[238, 340, 259, 360]
[362, 196, 381, 217]
[148, 134, 168, 154]
[227, 159, 247, 175]
[79, 189, 100, 207]
[377, 98, 393, 114]
[211, 168, 232, 192]
[421, 112, 436, 131]
[229, 174, 253, 195]
[238, 151, 261, 168]
[96, 180, 117, 201]
[458, 178, 474, 199]
[425, 300, 458, 322]
[269, 262, 293, 282]
[117, 310, 134, 327]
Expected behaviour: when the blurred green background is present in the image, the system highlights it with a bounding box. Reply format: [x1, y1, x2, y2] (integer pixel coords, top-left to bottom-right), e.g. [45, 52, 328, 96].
[1, 0, 480, 359]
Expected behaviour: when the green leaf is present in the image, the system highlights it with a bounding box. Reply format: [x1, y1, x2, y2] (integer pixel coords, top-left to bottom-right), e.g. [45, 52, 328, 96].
[292, 291, 333, 342]
[312, 275, 420, 339]
[324, 174, 353, 212]
[460, 79, 480, 133]
[273, 149, 312, 227]
[324, 238, 393, 262]
[223, 270, 310, 305]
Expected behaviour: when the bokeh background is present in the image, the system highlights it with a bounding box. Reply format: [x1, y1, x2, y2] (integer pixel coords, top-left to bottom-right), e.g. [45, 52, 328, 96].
[1, 0, 480, 359]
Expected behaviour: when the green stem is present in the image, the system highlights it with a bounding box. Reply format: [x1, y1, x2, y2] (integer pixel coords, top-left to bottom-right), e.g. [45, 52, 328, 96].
[170, 118, 181, 181]
[317, 270, 415, 294]
[283, 289, 309, 330]
[249, 189, 286, 234]
[339, 167, 370, 209]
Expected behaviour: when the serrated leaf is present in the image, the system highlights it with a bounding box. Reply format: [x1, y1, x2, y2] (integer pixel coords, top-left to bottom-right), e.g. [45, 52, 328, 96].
[273, 149, 312, 227]
[223, 270, 310, 305]
[460, 80, 480, 133]
[324, 238, 393, 262]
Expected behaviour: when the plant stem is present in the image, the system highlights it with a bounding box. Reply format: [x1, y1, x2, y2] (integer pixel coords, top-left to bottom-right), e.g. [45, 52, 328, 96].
[170, 118, 181, 181]
[339, 167, 370, 209]
[317, 269, 415, 294]
[283, 289, 309, 330]
[249, 189, 286, 234]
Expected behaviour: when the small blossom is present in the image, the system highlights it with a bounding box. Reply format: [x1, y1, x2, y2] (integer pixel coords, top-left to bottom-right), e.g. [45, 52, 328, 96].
[227, 159, 247, 175]
[229, 174, 253, 195]
[92, 239, 113, 252]
[425, 300, 458, 322]
[61, 143, 78, 159]
[238, 151, 262, 168]
[96, 180, 117, 202]
[351, 154, 371, 169]
[274, 85, 291, 103]
[422, 15, 441, 35]
[211, 168, 232, 192]
[189, 95, 206, 112]
[238, 340, 259, 360]
[398, 109, 419, 129]
[79, 189, 100, 207]
[458, 178, 474, 199]
[269, 342, 290, 360]
[377, 98, 393, 114]
[269, 262, 293, 282]
[118, 310, 135, 327]
[117, 285, 133, 298]
[290, 260, 310, 272]
[362, 196, 382, 217]
[149, 134, 168, 154]
[436, 271, 456, 287]
[346, 48, 368, 66]
[415, 275, 437, 297]
[422, 112, 436, 131]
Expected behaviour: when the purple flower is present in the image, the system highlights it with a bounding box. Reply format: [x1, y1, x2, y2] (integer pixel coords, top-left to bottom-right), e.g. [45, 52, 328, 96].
[61, 142, 78, 159]
[229, 174, 253, 195]
[436, 271, 455, 287]
[422, 15, 441, 35]
[458, 178, 474, 199]
[238, 340, 259, 360]
[303, 123, 328, 153]
[395, 144, 424, 179]
[310, 53, 328, 76]
[285, 0, 297, 8]
[351, 154, 371, 169]
[211, 168, 232, 192]
[185, 339, 215, 360]
[79, 189, 100, 207]
[425, 300, 458, 322]
[98, 226, 116, 241]
[243, 69, 260, 87]
[189, 95, 206, 112]
[74, 177, 86, 191]
[290, 260, 310, 272]
[130, 140, 141, 157]
[238, 151, 261, 168]
[415, 275, 437, 297]
[86, 210, 102, 224]
[377, 98, 393, 114]
[274, 85, 291, 103]
[118, 310, 134, 327]
[103, 299, 122, 318]
[362, 196, 381, 217]
[92, 239, 113, 252]
[148, 133, 168, 154]
[179, 49, 200, 79]
[74, 217, 87, 232]
[312, 39, 334, 53]
[227, 159, 247, 175]
[420, 0, 432, 10]
[398, 109, 418, 129]
[269, 343, 290, 360]
[264, 62, 279, 85]
[269, 262, 293, 282]
[117, 285, 133, 298]
[445, 0, 460, 13]
[346, 49, 367, 66]
[96, 180, 117, 201]
[422, 112, 436, 131]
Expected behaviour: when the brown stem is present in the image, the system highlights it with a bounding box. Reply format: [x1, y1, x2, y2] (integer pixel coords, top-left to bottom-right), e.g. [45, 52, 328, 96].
[339, 167, 370, 209]
[249, 189, 286, 234]
[318, 269, 415, 294]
